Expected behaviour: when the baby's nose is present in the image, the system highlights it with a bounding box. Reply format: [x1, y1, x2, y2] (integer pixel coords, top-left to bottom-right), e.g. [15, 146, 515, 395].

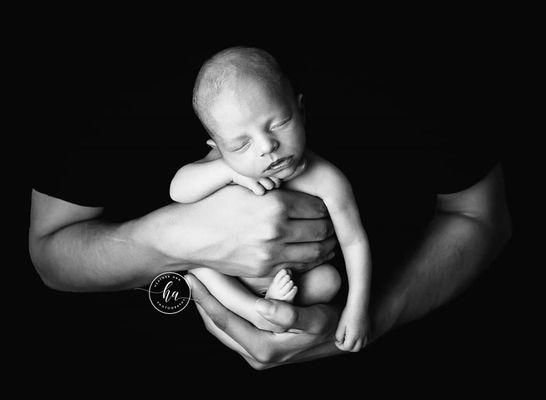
[259, 136, 279, 157]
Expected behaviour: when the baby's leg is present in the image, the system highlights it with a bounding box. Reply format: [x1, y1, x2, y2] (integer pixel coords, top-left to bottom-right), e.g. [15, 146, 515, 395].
[190, 267, 295, 333]
[296, 263, 341, 305]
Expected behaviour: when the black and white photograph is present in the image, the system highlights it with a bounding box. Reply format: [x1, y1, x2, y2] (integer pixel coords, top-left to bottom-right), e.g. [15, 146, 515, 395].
[16, 27, 524, 391]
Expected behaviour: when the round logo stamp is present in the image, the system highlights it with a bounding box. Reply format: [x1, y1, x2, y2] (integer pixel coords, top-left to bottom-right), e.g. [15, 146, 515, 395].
[148, 272, 191, 314]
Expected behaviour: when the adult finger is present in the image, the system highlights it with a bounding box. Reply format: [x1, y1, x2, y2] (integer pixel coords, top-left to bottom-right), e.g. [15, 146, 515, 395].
[196, 305, 282, 369]
[255, 299, 337, 336]
[187, 274, 262, 336]
[186, 274, 280, 361]
[282, 219, 335, 243]
[187, 274, 336, 365]
[286, 341, 343, 365]
[195, 303, 253, 358]
[281, 190, 329, 219]
[270, 249, 336, 275]
[281, 236, 337, 263]
[270, 260, 328, 276]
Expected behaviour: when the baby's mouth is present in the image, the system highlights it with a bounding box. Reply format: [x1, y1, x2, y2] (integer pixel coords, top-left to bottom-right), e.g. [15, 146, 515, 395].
[264, 156, 293, 172]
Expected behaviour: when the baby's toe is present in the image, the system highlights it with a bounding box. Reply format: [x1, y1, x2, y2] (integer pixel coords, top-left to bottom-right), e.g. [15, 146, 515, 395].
[273, 269, 288, 282]
[282, 286, 298, 302]
[277, 274, 291, 288]
[282, 280, 294, 293]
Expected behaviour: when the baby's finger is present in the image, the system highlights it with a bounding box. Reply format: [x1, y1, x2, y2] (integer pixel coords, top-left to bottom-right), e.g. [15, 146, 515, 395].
[249, 181, 266, 195]
[335, 325, 346, 344]
[362, 332, 369, 348]
[335, 341, 346, 351]
[335, 340, 353, 352]
[258, 177, 275, 190]
[341, 334, 356, 351]
[351, 338, 363, 353]
[270, 176, 282, 188]
[278, 273, 292, 288]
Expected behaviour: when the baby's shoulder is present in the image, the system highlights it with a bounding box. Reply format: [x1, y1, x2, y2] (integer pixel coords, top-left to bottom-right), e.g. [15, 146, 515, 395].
[286, 150, 348, 196]
[302, 149, 347, 181]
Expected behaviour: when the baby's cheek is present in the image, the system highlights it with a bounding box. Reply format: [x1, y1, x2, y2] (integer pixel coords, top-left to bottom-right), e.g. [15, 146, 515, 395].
[248, 160, 269, 178]
[226, 156, 260, 178]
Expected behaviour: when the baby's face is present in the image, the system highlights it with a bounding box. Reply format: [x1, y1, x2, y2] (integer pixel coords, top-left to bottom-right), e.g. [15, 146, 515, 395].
[207, 79, 306, 179]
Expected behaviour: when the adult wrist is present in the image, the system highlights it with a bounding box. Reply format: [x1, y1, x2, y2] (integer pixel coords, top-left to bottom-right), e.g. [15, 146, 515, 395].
[123, 209, 181, 270]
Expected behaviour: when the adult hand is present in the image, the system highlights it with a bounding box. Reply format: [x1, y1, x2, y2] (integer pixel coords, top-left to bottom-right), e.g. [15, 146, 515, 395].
[142, 185, 337, 278]
[186, 274, 344, 369]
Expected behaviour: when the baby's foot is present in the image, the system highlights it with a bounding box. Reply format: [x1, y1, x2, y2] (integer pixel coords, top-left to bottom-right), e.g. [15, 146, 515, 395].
[265, 269, 298, 303]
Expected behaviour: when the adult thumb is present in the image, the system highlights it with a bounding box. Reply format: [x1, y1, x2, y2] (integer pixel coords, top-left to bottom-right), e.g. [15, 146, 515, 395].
[255, 298, 298, 331]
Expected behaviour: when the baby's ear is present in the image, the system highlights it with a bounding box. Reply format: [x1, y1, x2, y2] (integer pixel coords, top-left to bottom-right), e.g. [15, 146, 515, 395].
[297, 94, 306, 123]
[297, 94, 304, 109]
[206, 139, 217, 148]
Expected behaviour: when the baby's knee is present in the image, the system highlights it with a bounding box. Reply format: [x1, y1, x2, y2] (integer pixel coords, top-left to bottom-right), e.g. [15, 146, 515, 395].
[300, 263, 341, 304]
[316, 264, 341, 300]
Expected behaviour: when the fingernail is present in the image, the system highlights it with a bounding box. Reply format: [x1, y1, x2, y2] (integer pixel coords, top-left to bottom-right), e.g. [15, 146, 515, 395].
[255, 298, 274, 315]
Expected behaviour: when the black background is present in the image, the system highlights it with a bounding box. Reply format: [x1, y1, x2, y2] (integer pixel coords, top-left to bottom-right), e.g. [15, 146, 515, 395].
[15, 31, 525, 391]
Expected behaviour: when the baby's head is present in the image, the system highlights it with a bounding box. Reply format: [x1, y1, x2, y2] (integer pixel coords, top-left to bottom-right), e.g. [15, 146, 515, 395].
[192, 46, 306, 180]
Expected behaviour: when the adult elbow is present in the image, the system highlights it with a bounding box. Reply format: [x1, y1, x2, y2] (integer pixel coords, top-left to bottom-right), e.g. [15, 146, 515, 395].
[37, 269, 65, 291]
[28, 237, 67, 291]
[475, 200, 512, 253]
[29, 256, 60, 291]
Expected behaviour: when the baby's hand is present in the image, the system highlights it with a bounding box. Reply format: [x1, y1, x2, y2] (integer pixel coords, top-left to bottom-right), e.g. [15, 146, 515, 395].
[335, 309, 370, 352]
[231, 172, 282, 195]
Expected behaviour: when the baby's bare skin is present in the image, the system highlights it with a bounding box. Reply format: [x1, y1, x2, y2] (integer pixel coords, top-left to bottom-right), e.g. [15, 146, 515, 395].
[172, 50, 371, 351]
[265, 269, 298, 303]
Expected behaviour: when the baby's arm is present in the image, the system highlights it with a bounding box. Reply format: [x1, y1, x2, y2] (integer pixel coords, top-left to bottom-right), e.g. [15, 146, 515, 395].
[324, 178, 371, 352]
[170, 147, 282, 203]
[286, 151, 371, 351]
[170, 147, 233, 203]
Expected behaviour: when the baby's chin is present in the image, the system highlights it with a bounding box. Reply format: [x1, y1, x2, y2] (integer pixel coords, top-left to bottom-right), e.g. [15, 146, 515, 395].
[273, 156, 307, 181]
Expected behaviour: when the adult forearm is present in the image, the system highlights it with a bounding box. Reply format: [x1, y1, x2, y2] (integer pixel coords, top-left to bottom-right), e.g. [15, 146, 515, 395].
[30, 185, 336, 293]
[371, 211, 511, 341]
[30, 217, 177, 292]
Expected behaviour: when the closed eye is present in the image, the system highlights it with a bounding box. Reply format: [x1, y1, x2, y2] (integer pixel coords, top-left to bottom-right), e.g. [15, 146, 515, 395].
[270, 117, 291, 131]
[231, 140, 250, 152]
